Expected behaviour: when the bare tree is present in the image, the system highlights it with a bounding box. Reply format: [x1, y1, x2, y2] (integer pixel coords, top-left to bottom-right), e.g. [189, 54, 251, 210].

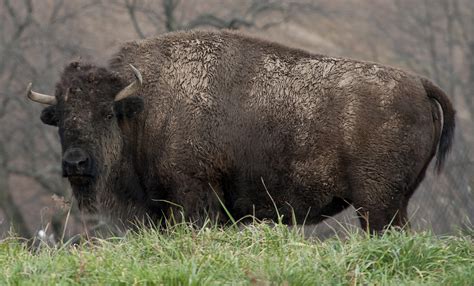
[0, 0, 36, 238]
[115, 0, 319, 38]
[0, 0, 99, 239]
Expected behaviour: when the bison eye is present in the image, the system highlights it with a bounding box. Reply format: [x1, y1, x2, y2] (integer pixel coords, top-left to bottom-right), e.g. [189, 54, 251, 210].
[106, 113, 114, 120]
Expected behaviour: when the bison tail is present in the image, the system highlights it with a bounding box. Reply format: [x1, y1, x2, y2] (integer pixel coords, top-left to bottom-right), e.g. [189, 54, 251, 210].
[421, 78, 456, 173]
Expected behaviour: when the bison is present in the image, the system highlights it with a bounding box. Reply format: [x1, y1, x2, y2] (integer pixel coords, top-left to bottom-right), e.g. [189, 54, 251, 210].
[27, 30, 455, 233]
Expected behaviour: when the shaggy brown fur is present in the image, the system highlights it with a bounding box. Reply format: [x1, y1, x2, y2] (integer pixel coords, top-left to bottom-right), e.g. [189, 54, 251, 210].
[35, 30, 455, 232]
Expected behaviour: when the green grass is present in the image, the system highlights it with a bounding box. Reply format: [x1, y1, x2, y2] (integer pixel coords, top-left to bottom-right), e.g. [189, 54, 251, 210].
[0, 222, 473, 285]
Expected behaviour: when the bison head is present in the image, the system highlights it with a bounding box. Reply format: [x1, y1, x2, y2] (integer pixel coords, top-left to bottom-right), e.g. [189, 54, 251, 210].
[27, 61, 144, 211]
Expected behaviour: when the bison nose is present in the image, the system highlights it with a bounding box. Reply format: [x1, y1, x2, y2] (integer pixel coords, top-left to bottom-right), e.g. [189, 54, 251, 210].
[62, 147, 91, 176]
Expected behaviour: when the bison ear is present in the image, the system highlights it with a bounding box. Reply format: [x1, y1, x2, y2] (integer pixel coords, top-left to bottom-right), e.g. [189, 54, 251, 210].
[114, 96, 144, 120]
[40, 105, 58, 126]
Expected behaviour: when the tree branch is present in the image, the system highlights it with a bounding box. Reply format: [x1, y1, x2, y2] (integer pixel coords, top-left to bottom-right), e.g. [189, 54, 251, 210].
[124, 0, 146, 38]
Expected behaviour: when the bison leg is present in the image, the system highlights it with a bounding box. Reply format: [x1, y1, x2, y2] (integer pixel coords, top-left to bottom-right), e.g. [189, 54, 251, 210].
[308, 197, 352, 224]
[168, 180, 226, 227]
[353, 188, 410, 234]
[355, 203, 409, 234]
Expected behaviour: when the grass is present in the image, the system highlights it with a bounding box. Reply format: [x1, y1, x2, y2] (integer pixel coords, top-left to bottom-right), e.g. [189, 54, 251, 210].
[0, 221, 473, 285]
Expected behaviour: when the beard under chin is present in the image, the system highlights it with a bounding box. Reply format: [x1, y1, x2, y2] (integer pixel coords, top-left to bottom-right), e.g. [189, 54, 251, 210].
[70, 183, 97, 213]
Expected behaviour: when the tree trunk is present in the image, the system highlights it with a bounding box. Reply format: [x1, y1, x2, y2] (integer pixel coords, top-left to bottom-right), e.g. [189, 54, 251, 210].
[0, 143, 31, 238]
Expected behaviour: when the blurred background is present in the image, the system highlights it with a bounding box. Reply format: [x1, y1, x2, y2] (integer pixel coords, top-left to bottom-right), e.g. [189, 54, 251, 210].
[0, 0, 473, 240]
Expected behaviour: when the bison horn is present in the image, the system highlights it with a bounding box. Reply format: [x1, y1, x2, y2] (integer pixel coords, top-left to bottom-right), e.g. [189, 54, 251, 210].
[114, 64, 143, 101]
[26, 83, 57, 105]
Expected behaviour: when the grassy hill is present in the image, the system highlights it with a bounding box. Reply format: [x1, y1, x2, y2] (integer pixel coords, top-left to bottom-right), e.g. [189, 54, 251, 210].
[1, 222, 473, 285]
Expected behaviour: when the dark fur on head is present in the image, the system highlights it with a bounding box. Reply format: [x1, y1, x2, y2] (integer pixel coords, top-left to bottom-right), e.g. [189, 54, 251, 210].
[42, 61, 145, 215]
